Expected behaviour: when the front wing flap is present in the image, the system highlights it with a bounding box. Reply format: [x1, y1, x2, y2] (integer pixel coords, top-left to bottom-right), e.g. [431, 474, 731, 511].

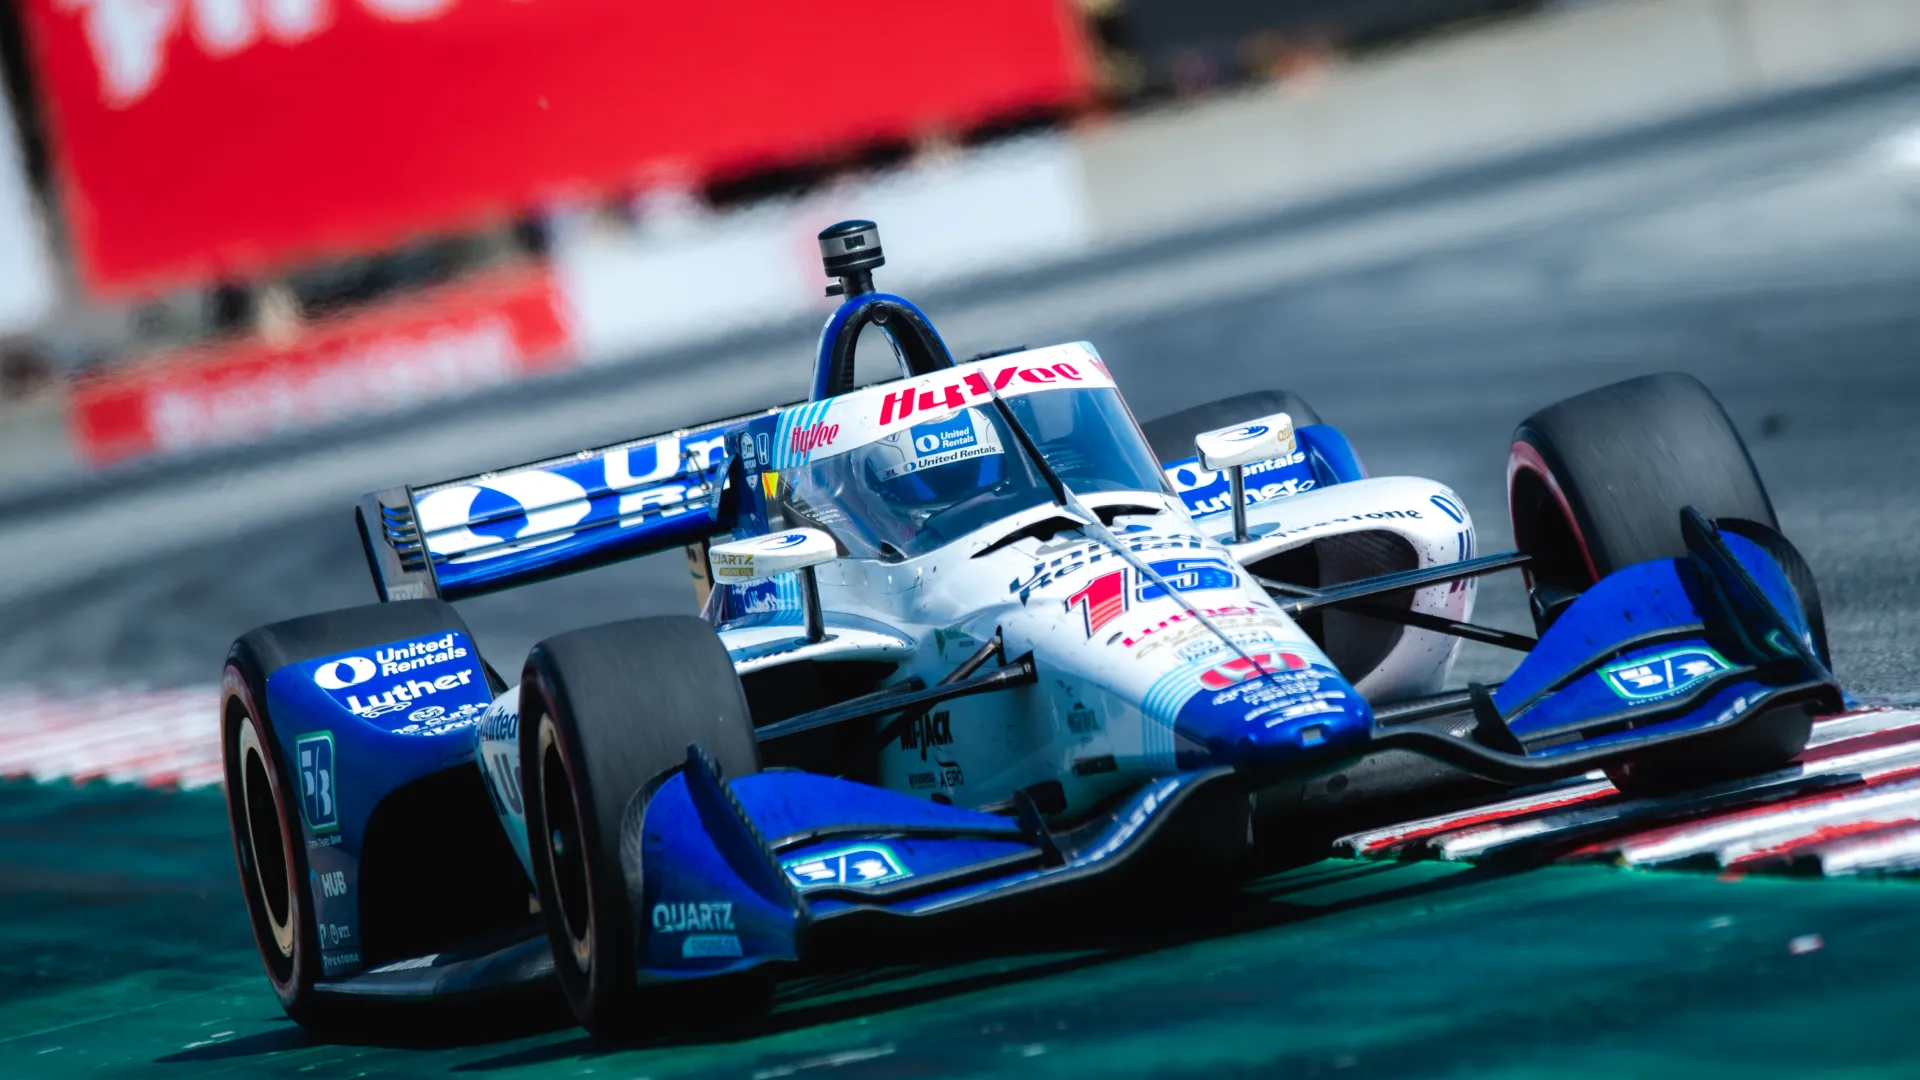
[631, 756, 1243, 981]
[1373, 511, 1843, 783]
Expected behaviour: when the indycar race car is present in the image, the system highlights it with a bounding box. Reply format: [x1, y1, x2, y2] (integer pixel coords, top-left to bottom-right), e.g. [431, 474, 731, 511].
[222, 220, 1842, 1038]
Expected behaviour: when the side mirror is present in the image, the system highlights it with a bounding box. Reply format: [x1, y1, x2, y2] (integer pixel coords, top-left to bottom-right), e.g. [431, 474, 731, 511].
[1195, 413, 1296, 471]
[1193, 413, 1297, 543]
[708, 528, 838, 642]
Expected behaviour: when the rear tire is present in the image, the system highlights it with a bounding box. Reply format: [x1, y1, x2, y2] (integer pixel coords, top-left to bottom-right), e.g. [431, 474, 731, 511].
[1505, 373, 1816, 794]
[520, 616, 766, 1040]
[222, 599, 478, 1032]
[1140, 390, 1323, 464]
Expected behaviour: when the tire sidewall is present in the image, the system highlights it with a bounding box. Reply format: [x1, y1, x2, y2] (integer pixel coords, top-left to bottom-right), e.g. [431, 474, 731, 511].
[516, 616, 761, 1038]
[520, 667, 640, 1030]
[222, 652, 325, 1015]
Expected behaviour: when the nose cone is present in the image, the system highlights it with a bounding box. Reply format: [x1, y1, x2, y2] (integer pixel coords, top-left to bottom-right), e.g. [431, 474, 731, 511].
[1159, 651, 1374, 774]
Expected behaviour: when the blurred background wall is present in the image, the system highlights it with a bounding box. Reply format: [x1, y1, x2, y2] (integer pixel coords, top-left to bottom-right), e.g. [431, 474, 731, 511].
[1, 0, 1919, 493]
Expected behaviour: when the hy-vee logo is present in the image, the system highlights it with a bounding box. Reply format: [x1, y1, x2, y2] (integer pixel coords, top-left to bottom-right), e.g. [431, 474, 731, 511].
[879, 362, 1085, 426]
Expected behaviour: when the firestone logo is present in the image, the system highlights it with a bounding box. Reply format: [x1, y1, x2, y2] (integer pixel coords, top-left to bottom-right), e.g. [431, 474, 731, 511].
[61, 0, 461, 107]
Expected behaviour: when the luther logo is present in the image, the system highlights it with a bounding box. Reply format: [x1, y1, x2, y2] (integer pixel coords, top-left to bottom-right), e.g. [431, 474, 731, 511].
[899, 711, 953, 760]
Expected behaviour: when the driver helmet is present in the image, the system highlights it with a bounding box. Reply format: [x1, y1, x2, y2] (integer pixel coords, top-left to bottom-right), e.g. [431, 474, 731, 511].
[860, 407, 1006, 510]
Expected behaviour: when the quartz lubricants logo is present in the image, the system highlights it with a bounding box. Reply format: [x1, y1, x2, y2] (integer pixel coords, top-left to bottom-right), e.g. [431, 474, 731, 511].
[1218, 424, 1268, 442]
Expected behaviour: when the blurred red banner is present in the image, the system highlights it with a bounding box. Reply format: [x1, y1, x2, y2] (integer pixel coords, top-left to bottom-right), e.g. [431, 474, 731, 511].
[70, 264, 575, 464]
[24, 0, 1092, 295]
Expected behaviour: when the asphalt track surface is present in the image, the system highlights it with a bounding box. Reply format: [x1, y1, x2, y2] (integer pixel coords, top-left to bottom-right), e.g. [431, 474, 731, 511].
[4, 73, 1920, 1076]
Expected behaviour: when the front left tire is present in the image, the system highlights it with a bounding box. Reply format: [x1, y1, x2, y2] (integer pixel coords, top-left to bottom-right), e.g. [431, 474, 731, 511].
[520, 615, 767, 1040]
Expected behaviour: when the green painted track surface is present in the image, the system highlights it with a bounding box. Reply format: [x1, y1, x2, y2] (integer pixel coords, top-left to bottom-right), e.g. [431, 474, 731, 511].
[4, 781, 1920, 1078]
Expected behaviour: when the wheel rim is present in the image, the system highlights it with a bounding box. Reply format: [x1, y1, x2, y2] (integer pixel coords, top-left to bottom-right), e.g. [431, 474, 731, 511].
[236, 715, 296, 961]
[537, 714, 593, 974]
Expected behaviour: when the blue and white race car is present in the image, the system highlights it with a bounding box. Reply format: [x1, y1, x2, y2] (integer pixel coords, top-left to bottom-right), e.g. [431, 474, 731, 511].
[222, 221, 1842, 1038]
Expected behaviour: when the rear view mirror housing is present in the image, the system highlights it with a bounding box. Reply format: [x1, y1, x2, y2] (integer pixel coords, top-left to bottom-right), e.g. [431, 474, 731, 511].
[1195, 413, 1297, 472]
[708, 528, 839, 643]
[1192, 413, 1298, 543]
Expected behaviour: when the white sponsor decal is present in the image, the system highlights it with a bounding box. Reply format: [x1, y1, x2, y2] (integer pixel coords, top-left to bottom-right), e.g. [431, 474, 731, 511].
[312, 656, 376, 690]
[60, 0, 466, 107]
[342, 668, 476, 719]
[652, 901, 735, 933]
[681, 934, 744, 959]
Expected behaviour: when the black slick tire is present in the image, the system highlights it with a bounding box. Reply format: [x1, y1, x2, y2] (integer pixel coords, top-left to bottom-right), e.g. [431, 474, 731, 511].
[520, 615, 766, 1041]
[1140, 390, 1324, 464]
[1508, 372, 1777, 621]
[1505, 373, 1814, 794]
[221, 599, 478, 1033]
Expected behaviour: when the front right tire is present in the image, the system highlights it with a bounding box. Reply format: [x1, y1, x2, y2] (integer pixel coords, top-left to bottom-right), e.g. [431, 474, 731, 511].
[1505, 373, 1821, 794]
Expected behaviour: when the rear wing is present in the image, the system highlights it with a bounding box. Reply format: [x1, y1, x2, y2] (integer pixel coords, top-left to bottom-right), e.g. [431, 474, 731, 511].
[356, 406, 787, 603]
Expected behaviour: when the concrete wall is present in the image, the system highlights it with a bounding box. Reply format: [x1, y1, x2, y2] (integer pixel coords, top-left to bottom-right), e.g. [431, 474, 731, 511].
[1078, 0, 1920, 245]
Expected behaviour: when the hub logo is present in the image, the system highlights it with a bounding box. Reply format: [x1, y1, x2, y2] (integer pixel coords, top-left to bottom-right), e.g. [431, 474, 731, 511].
[783, 844, 909, 889]
[313, 657, 375, 690]
[313, 869, 348, 899]
[1219, 424, 1269, 442]
[296, 733, 337, 834]
[1602, 647, 1730, 702]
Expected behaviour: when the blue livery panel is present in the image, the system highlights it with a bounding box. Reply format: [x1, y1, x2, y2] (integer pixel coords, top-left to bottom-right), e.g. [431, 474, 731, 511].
[263, 629, 497, 979]
[1160, 425, 1365, 518]
[1494, 530, 1827, 755]
[381, 409, 790, 601]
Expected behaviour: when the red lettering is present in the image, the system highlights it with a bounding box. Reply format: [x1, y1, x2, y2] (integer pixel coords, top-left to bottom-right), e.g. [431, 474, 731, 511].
[963, 371, 990, 397]
[1018, 367, 1058, 384]
[1067, 570, 1129, 637]
[788, 421, 840, 454]
[923, 383, 967, 413]
[1054, 363, 1083, 381]
[880, 387, 915, 426]
[993, 365, 1020, 390]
